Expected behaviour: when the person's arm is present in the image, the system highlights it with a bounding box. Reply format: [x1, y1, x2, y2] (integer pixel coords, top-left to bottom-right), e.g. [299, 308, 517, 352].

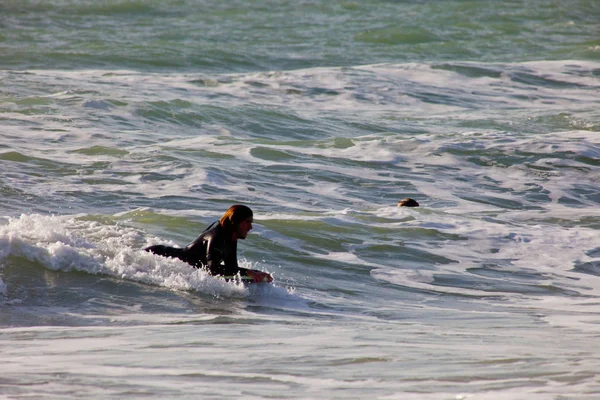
[215, 241, 243, 276]
[204, 238, 227, 275]
[218, 242, 273, 283]
[199, 228, 272, 283]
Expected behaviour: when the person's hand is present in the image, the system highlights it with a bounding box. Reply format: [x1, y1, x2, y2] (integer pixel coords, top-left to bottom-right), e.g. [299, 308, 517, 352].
[247, 270, 273, 283]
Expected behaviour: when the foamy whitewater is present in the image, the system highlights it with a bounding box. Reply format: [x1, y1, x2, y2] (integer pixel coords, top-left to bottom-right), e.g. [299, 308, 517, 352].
[1, 1, 600, 399]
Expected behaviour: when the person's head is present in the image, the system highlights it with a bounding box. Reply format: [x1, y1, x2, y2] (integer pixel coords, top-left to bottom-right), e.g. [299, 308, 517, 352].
[219, 204, 253, 240]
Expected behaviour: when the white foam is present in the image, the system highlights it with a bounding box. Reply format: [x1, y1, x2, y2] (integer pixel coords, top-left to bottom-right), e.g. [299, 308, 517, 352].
[8, 60, 596, 123]
[369, 202, 600, 312]
[2, 61, 598, 212]
[311, 250, 380, 269]
[0, 214, 271, 299]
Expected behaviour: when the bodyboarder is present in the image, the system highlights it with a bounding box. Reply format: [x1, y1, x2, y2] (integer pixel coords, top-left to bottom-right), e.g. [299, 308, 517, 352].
[145, 204, 272, 283]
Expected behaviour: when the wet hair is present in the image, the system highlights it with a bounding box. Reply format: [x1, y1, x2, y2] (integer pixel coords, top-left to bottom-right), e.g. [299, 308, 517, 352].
[219, 204, 253, 229]
[397, 198, 419, 207]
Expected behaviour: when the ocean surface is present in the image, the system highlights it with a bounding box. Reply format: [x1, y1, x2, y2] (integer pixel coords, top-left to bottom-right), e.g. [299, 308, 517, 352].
[1, 1, 600, 399]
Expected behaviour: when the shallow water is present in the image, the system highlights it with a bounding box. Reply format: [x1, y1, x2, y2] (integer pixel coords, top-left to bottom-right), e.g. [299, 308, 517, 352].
[1, 1, 600, 399]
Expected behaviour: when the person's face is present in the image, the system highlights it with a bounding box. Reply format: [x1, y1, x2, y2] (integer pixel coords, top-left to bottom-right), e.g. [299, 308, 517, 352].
[236, 217, 253, 239]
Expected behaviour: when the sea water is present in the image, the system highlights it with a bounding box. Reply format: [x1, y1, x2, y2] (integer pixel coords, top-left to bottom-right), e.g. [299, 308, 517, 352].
[1, 1, 600, 399]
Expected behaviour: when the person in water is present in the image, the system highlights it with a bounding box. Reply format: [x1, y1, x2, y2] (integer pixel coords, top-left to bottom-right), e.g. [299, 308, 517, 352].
[145, 205, 273, 283]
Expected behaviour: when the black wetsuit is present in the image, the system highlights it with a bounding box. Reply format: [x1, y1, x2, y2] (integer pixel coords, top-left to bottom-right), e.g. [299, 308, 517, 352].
[145, 222, 250, 277]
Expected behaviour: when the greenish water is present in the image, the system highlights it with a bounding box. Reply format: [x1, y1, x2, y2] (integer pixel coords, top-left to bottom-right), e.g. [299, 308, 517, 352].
[2, 0, 598, 72]
[1, 1, 600, 399]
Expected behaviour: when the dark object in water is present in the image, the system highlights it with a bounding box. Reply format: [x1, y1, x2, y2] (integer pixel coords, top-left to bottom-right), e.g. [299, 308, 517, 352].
[397, 198, 419, 207]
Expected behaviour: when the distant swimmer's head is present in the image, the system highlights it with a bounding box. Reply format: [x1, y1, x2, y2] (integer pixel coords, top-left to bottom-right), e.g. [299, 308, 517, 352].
[397, 198, 419, 207]
[220, 204, 254, 240]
